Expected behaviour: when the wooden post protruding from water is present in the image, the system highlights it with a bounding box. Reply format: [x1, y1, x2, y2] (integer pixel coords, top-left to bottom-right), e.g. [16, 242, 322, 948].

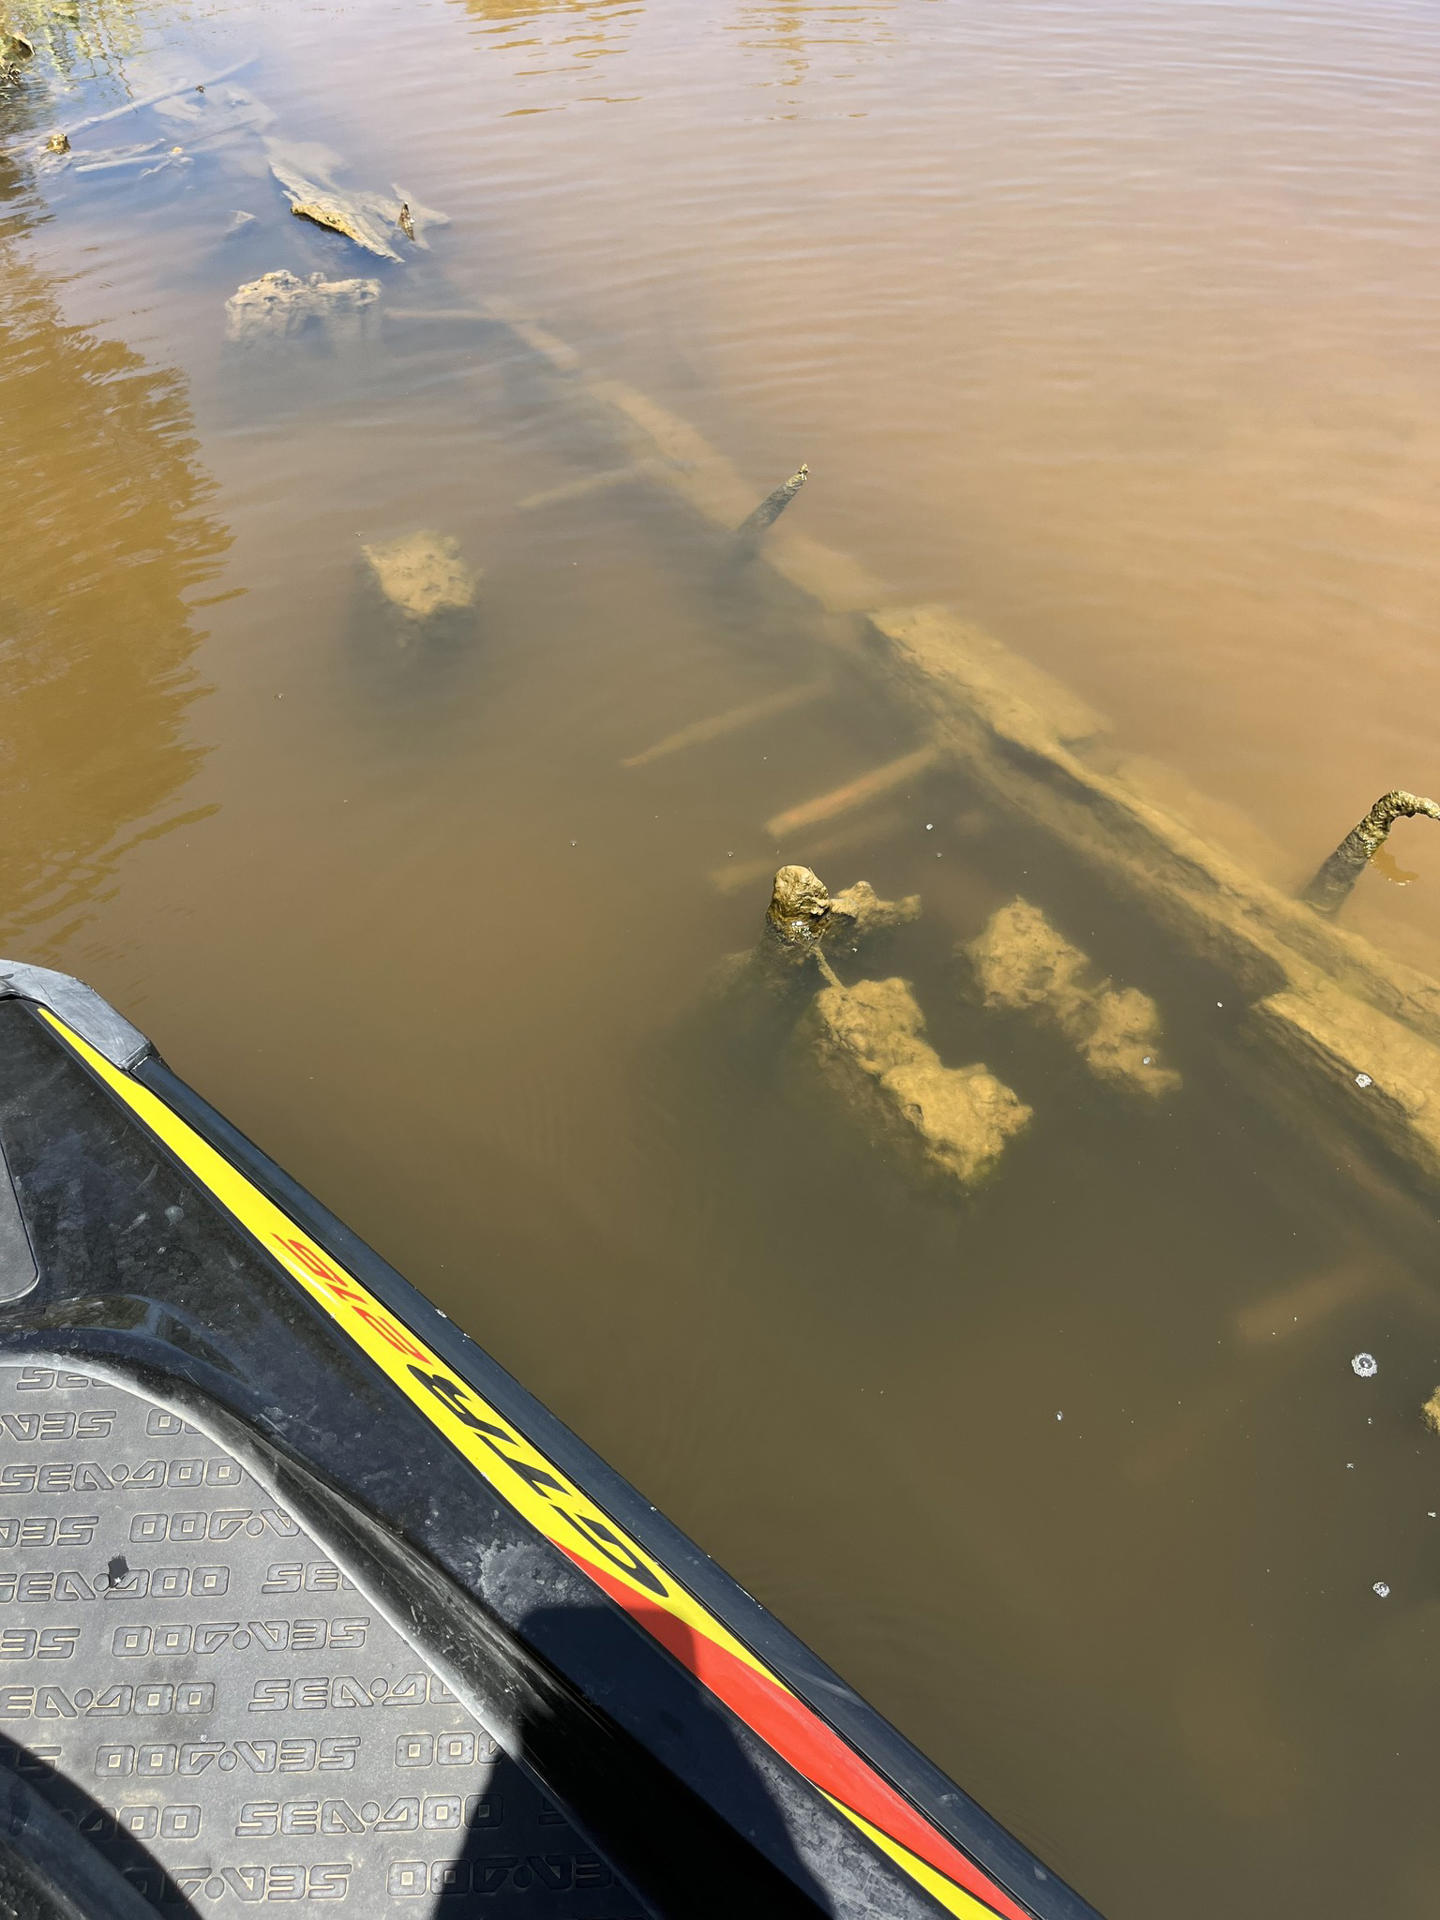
[737, 464, 808, 541]
[1302, 790, 1440, 915]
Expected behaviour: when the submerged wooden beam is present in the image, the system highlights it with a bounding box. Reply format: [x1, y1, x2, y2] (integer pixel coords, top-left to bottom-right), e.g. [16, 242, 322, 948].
[764, 746, 940, 840]
[622, 678, 829, 769]
[455, 299, 1440, 1190]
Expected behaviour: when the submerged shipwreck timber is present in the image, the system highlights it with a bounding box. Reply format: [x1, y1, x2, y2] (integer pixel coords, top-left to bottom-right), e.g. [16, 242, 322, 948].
[965, 900, 1181, 1099]
[447, 312, 1440, 1192]
[715, 865, 1028, 1189]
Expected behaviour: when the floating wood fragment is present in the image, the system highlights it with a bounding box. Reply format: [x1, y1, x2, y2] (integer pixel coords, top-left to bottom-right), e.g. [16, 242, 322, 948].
[74, 143, 169, 176]
[623, 679, 829, 769]
[765, 745, 939, 840]
[1302, 790, 1440, 916]
[737, 464, 808, 541]
[266, 141, 448, 262]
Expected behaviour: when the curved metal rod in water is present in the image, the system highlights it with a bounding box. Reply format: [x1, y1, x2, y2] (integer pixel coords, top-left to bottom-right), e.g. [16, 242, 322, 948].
[1302, 789, 1440, 915]
[736, 463, 809, 540]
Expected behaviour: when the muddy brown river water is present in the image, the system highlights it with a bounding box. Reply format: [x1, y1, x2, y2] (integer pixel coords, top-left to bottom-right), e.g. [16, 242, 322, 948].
[3, 2, 1440, 1914]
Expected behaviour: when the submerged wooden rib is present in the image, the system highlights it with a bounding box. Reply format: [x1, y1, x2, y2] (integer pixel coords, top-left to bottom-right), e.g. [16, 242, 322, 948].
[622, 678, 830, 769]
[765, 747, 940, 840]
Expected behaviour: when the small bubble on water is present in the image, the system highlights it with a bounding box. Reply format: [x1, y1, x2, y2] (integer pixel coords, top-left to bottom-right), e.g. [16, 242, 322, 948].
[1352, 1352, 1378, 1378]
[1373, 1581, 1391, 1598]
[1142, 1055, 1153, 1066]
[1355, 1072, 1373, 1089]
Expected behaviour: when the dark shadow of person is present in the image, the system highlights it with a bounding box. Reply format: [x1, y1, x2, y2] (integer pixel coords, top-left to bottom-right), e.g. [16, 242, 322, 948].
[0, 1730, 200, 1916]
[448, 1605, 840, 1919]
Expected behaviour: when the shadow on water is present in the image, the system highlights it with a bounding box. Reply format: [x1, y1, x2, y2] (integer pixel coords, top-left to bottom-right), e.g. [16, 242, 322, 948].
[0, 120, 230, 952]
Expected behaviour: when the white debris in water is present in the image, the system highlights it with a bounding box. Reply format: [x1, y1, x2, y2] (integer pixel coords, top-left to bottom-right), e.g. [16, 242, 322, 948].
[1352, 1352, 1378, 1378]
[925, 822, 934, 831]
[1373, 1581, 1391, 1598]
[1056, 1411, 1063, 1421]
[1355, 1072, 1373, 1088]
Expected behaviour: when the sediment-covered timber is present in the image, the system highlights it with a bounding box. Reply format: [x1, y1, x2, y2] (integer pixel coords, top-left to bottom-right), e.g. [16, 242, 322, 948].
[455, 301, 1440, 1188]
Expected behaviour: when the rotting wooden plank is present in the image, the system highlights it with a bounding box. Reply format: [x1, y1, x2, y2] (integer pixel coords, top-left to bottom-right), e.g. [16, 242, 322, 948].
[764, 747, 940, 840]
[623, 679, 830, 769]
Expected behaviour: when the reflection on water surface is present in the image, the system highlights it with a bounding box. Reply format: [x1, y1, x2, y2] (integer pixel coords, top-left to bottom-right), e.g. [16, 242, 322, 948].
[3, 2, 1440, 1916]
[0, 133, 226, 946]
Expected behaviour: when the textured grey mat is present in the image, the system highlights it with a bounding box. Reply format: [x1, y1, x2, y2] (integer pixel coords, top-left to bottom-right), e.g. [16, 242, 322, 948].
[0, 1361, 644, 1915]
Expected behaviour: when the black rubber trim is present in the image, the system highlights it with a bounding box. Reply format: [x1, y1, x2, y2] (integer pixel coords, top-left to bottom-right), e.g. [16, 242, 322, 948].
[132, 1049, 1099, 1920]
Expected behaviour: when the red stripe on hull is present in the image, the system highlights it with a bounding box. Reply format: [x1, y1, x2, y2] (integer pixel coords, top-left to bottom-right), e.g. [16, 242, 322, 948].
[563, 1547, 1030, 1920]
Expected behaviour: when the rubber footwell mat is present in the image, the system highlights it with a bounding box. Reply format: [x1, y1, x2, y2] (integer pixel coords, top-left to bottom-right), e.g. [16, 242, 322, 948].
[0, 1362, 645, 1915]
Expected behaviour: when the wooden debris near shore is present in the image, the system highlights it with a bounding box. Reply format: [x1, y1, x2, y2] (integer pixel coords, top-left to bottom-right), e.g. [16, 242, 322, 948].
[57, 54, 256, 139]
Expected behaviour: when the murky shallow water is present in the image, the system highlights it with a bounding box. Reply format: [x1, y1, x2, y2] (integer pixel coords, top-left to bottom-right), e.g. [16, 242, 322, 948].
[4, 3, 1440, 1913]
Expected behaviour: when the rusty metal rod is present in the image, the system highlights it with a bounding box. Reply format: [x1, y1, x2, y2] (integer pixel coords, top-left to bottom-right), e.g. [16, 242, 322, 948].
[736, 463, 808, 540]
[1302, 790, 1440, 915]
